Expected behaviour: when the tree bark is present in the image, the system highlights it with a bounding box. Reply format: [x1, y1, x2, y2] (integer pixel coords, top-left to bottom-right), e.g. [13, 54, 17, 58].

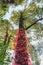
[4, 31, 8, 45]
[3, 27, 8, 45]
[19, 13, 24, 29]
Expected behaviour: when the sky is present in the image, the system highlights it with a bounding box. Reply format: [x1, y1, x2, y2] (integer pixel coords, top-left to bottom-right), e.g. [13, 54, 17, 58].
[3, 0, 32, 20]
[2, 0, 43, 65]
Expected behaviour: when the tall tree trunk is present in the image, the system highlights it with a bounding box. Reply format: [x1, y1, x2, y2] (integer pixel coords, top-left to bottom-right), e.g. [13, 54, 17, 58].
[19, 13, 24, 29]
[13, 13, 32, 65]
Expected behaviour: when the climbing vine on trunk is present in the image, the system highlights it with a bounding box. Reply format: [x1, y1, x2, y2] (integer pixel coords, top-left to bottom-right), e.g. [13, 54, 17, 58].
[13, 28, 32, 65]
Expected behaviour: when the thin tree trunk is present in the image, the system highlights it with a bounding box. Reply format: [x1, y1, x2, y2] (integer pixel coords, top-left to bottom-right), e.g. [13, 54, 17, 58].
[3, 27, 8, 45]
[4, 31, 8, 45]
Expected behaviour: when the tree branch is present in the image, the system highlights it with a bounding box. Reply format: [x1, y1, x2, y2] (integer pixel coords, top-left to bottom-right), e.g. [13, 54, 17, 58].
[25, 18, 43, 30]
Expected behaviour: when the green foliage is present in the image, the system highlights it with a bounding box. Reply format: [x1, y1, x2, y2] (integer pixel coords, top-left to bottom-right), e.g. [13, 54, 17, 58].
[0, 4, 8, 18]
[14, 0, 25, 6]
[11, 11, 20, 23]
[0, 41, 9, 65]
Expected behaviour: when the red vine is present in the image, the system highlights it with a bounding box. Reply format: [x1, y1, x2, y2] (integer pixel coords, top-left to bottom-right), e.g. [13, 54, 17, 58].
[13, 28, 32, 65]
